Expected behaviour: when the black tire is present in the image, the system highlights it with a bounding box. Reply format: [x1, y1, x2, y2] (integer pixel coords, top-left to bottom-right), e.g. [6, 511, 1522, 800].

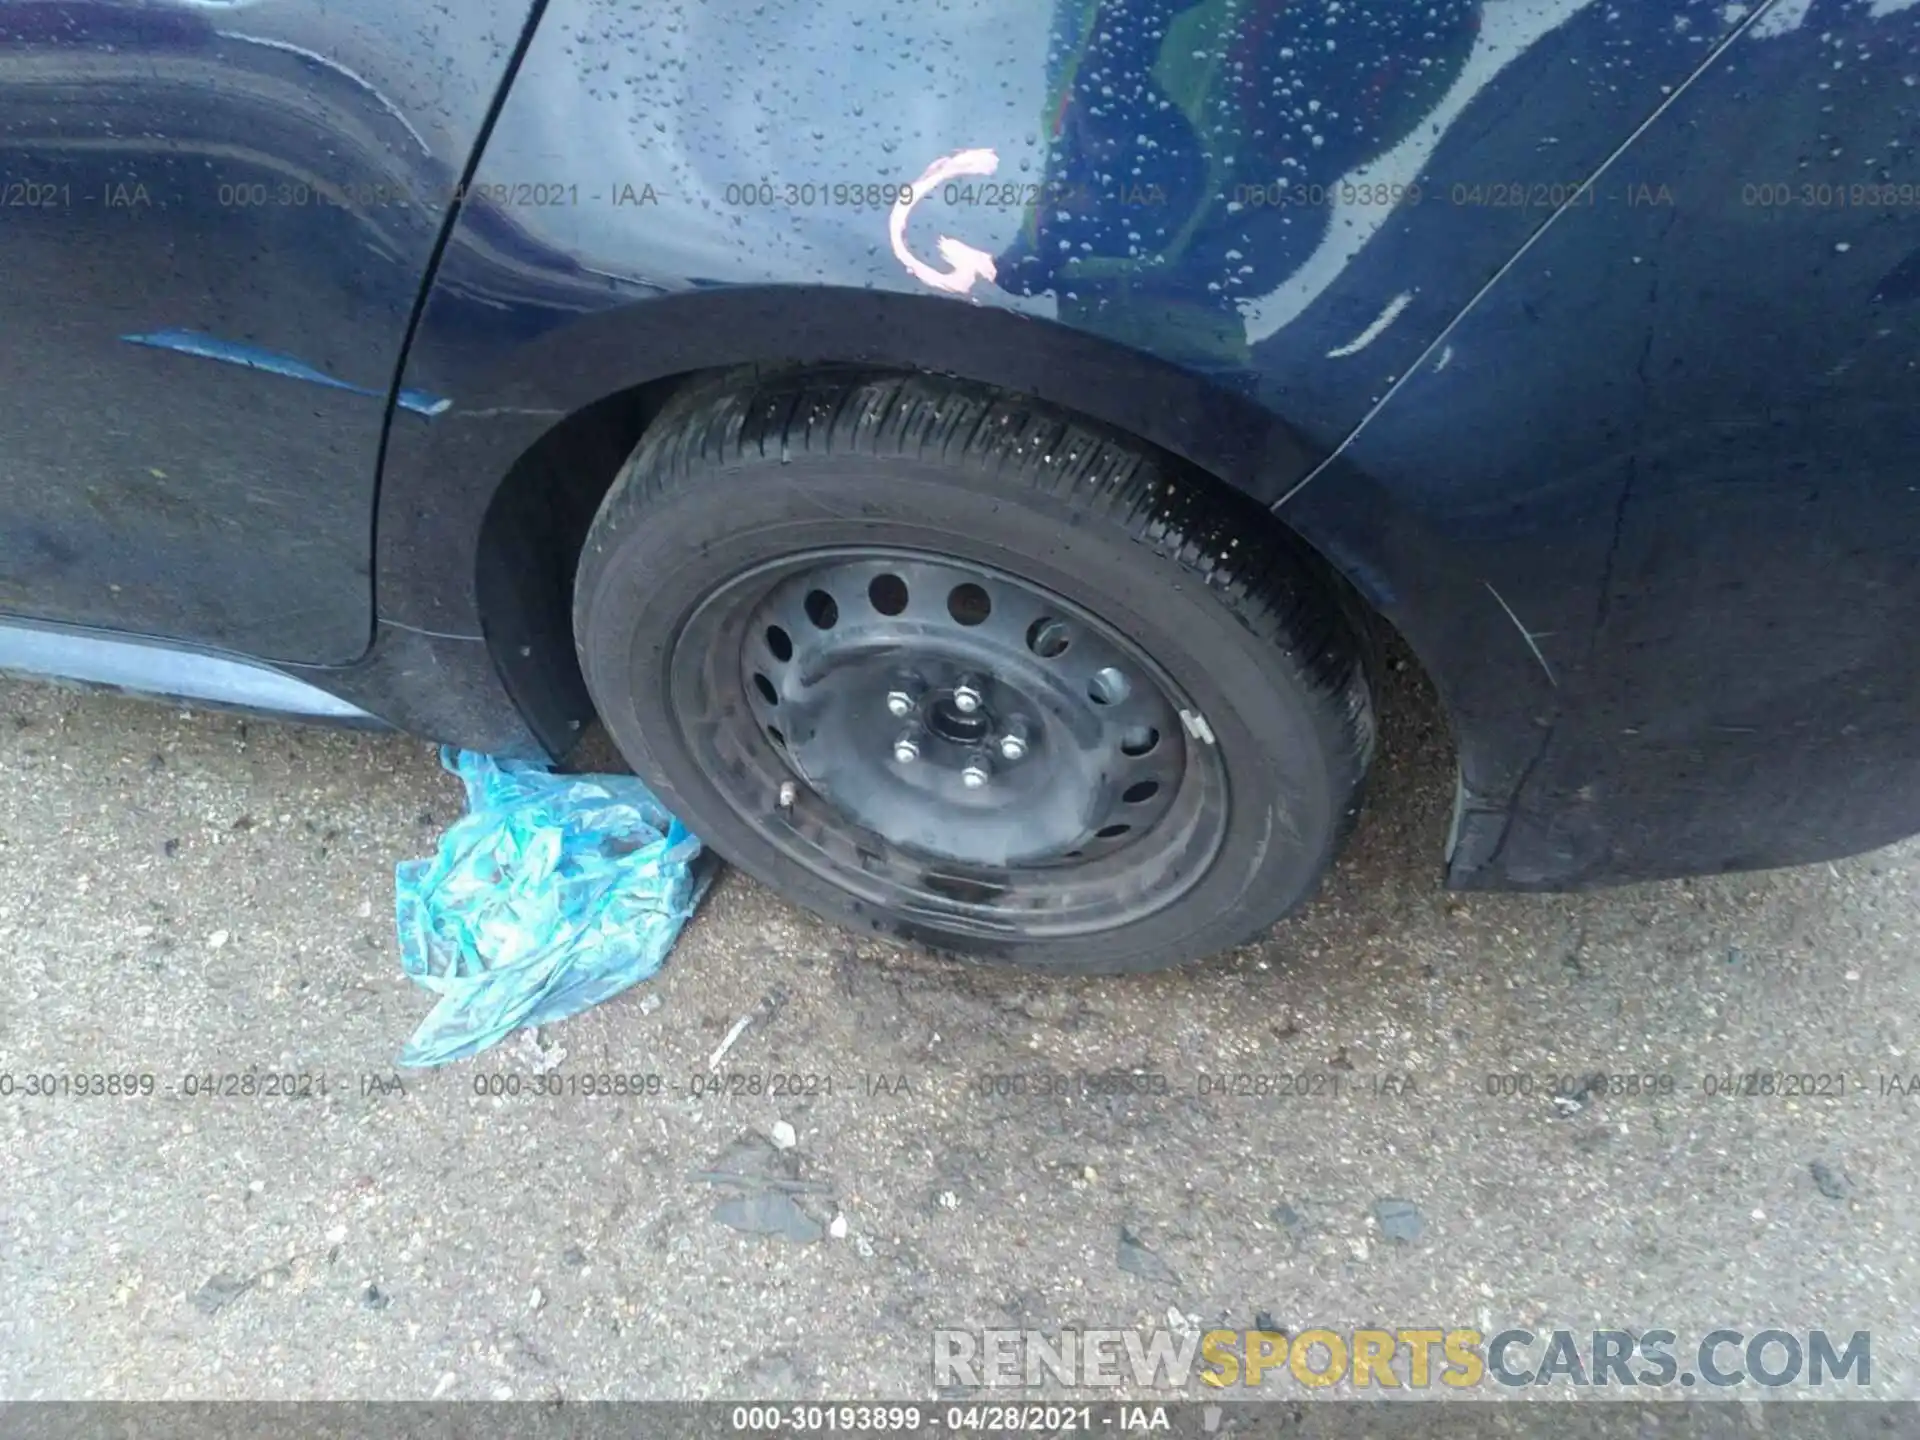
[573, 369, 1373, 974]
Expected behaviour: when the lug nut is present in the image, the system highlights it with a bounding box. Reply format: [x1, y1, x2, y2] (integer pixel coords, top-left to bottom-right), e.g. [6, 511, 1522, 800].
[892, 731, 921, 764]
[886, 675, 926, 717]
[952, 678, 985, 714]
[997, 718, 1031, 762]
[960, 755, 992, 789]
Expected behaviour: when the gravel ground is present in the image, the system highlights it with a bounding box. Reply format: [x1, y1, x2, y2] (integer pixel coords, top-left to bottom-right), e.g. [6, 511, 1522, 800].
[1, 662, 1916, 1403]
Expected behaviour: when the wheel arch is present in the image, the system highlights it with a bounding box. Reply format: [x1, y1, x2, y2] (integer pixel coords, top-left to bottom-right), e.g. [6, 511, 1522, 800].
[380, 286, 1442, 764]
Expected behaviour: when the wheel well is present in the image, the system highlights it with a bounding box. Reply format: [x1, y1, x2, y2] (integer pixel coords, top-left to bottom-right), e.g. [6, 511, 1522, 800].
[475, 363, 1426, 763]
[473, 377, 681, 757]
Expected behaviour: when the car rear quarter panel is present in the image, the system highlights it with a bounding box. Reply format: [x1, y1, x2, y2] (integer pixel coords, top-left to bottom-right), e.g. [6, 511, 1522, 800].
[371, 0, 1920, 887]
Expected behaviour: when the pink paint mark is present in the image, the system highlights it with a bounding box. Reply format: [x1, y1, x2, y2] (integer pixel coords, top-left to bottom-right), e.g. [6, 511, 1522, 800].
[890, 147, 1000, 295]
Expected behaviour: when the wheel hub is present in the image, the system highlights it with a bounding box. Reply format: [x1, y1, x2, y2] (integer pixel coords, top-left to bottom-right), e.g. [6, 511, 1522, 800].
[739, 554, 1185, 868]
[666, 545, 1228, 938]
[925, 692, 992, 746]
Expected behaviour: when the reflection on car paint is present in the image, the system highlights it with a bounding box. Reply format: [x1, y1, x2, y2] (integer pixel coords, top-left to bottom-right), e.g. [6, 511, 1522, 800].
[1233, 0, 1597, 344]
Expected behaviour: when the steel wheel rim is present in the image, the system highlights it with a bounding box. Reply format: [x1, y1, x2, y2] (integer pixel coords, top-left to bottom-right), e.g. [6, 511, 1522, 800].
[665, 547, 1230, 939]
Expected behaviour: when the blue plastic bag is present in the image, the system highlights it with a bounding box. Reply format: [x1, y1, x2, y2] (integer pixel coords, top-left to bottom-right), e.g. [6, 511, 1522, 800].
[393, 748, 711, 1067]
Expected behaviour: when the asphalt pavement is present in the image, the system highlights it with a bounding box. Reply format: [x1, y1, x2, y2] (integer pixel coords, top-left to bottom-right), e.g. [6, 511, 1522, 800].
[2, 659, 1916, 1402]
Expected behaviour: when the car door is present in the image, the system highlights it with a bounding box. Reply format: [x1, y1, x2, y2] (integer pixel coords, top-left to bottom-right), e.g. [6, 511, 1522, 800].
[0, 0, 535, 665]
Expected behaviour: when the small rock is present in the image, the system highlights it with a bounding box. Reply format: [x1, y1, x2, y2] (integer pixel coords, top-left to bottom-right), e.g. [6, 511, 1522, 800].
[854, 1237, 875, 1258]
[770, 1120, 797, 1150]
[490, 1386, 513, 1402]
[639, 994, 663, 1016]
[430, 1373, 456, 1400]
[516, 1027, 566, 1075]
[1374, 1198, 1424, 1243]
[206, 930, 230, 949]
[829, 1214, 849, 1240]
[190, 1272, 254, 1315]
[246, 1179, 265, 1194]
[1255, 1311, 1285, 1337]
[1810, 1161, 1853, 1200]
[1116, 1227, 1179, 1284]
[326, 1225, 347, 1244]
[357, 900, 373, 919]
[361, 1283, 390, 1310]
[529, 1285, 547, 1312]
[938, 1191, 959, 1210]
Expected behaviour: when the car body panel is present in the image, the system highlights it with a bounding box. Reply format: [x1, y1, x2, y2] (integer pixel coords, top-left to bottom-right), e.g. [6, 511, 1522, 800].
[8, 0, 1920, 893]
[1288, 0, 1920, 886]
[386, 0, 1763, 467]
[378, 0, 1920, 887]
[377, 0, 1767, 733]
[0, 0, 534, 664]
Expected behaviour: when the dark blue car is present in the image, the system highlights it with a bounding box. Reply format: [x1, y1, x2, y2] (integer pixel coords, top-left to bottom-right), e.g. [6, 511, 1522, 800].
[4, 0, 1918, 971]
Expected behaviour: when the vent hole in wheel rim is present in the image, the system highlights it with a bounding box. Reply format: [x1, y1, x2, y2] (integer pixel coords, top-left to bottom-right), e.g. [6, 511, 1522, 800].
[1120, 725, 1159, 756]
[753, 673, 778, 705]
[765, 625, 793, 662]
[868, 573, 908, 616]
[947, 582, 991, 626]
[1122, 780, 1159, 804]
[1095, 823, 1131, 839]
[767, 726, 785, 747]
[1088, 667, 1131, 706]
[804, 590, 838, 629]
[1026, 617, 1071, 658]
